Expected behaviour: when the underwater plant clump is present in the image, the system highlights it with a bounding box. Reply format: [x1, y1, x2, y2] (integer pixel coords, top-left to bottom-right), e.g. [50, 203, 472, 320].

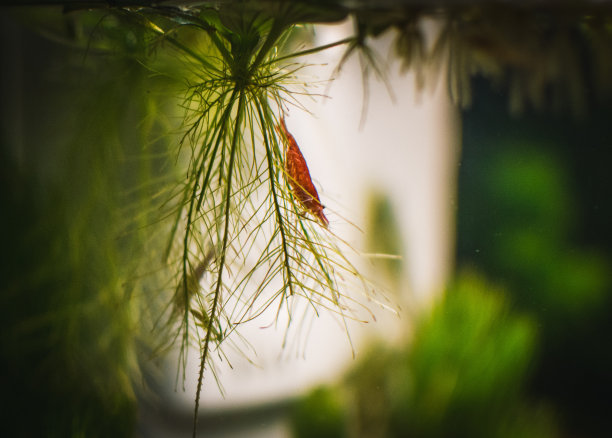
[105, 4, 385, 434]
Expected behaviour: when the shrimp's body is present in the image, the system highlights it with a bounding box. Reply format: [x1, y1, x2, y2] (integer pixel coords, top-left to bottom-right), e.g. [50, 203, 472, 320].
[277, 117, 329, 227]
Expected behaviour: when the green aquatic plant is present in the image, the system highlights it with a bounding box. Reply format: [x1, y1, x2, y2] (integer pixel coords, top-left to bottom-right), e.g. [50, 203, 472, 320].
[104, 5, 386, 434]
[2, 4, 383, 436]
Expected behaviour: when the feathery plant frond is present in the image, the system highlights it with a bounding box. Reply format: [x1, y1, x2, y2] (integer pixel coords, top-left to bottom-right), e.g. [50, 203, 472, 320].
[17, 3, 384, 434]
[116, 5, 380, 435]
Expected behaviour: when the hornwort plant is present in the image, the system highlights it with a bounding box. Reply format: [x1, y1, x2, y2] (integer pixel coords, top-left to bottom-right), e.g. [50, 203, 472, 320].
[104, 4, 387, 434]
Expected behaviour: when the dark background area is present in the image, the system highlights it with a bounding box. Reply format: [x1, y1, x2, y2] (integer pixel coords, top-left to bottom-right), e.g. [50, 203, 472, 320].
[457, 76, 612, 437]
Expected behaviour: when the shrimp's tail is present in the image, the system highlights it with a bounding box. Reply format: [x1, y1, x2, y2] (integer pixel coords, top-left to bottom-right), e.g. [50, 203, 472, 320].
[314, 207, 329, 228]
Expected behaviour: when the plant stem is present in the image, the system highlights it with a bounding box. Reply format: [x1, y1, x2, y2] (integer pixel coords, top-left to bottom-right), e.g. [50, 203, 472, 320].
[179, 89, 237, 385]
[264, 37, 355, 66]
[256, 98, 295, 297]
[249, 19, 285, 75]
[195, 91, 237, 212]
[192, 89, 246, 438]
[299, 219, 334, 295]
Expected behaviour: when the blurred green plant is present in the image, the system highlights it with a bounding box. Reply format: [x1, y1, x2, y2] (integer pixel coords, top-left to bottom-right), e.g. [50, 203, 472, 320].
[291, 271, 558, 438]
[292, 386, 347, 438]
[457, 137, 611, 337]
[0, 12, 173, 436]
[388, 271, 554, 438]
[364, 190, 404, 291]
[456, 117, 612, 435]
[483, 148, 609, 326]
